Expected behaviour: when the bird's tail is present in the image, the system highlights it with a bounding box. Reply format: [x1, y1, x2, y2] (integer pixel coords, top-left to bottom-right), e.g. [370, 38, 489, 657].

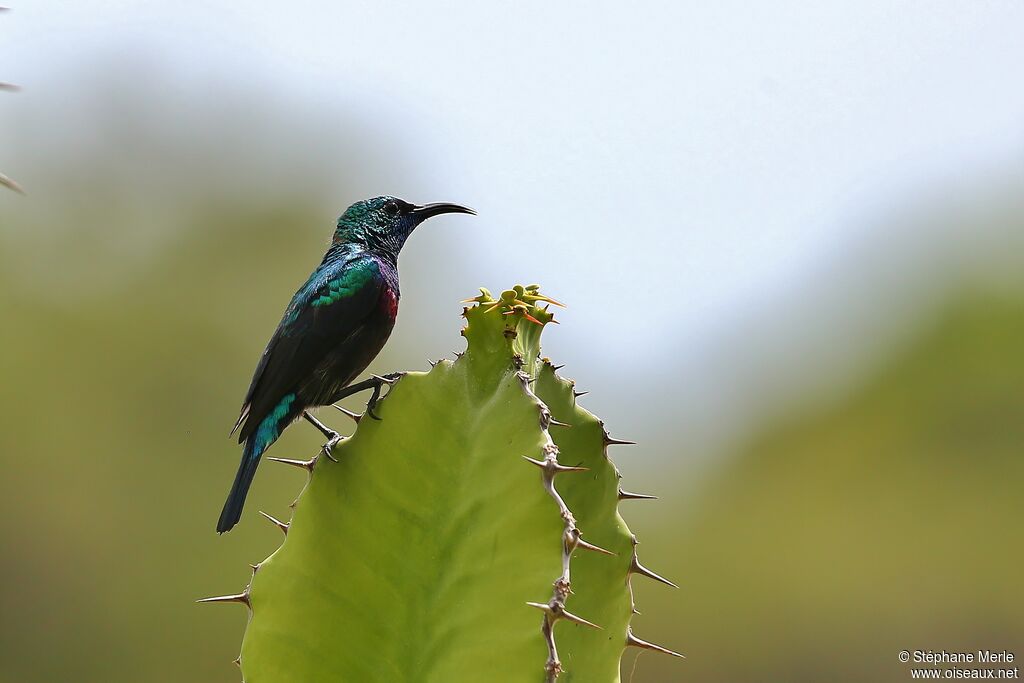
[218, 394, 299, 533]
[217, 436, 265, 533]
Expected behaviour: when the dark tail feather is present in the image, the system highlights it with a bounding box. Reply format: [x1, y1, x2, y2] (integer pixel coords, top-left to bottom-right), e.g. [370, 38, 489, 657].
[217, 436, 266, 533]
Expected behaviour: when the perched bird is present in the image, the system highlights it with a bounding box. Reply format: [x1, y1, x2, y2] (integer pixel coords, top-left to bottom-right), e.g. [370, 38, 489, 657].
[218, 196, 474, 533]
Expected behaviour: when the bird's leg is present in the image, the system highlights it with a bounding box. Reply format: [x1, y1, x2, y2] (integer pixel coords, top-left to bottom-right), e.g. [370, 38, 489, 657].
[302, 411, 341, 462]
[326, 373, 404, 422]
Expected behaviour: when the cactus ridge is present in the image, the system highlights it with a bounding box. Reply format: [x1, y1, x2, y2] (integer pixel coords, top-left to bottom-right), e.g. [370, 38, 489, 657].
[203, 284, 680, 682]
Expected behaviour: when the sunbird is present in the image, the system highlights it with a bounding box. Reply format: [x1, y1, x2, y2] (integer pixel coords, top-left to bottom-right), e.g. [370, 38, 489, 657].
[218, 196, 474, 532]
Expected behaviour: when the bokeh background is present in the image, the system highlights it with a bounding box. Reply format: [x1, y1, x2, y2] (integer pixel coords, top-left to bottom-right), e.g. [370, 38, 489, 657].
[2, 2, 1022, 682]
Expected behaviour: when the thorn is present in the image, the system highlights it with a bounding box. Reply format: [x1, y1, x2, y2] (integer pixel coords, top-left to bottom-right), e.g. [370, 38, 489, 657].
[258, 511, 289, 535]
[527, 294, 566, 307]
[267, 456, 316, 471]
[561, 608, 602, 630]
[233, 656, 241, 668]
[249, 563, 261, 572]
[526, 602, 602, 630]
[0, 172, 25, 194]
[197, 591, 250, 607]
[522, 455, 588, 474]
[332, 404, 361, 423]
[551, 364, 564, 372]
[576, 537, 616, 556]
[428, 358, 437, 367]
[618, 488, 658, 501]
[548, 418, 571, 428]
[0, 82, 19, 91]
[604, 434, 637, 446]
[482, 301, 504, 314]
[626, 628, 684, 658]
[573, 390, 588, 398]
[371, 373, 398, 385]
[630, 557, 679, 588]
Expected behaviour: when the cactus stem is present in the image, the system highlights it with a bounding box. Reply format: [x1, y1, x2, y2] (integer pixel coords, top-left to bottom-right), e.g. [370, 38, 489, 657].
[197, 591, 251, 608]
[629, 556, 679, 589]
[332, 404, 362, 423]
[626, 627, 685, 658]
[220, 287, 677, 681]
[618, 488, 658, 501]
[267, 456, 317, 471]
[259, 511, 290, 536]
[541, 617, 563, 682]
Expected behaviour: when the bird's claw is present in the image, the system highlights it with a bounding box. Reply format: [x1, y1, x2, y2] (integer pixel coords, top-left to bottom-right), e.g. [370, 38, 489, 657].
[366, 372, 403, 420]
[321, 432, 343, 462]
[366, 384, 384, 421]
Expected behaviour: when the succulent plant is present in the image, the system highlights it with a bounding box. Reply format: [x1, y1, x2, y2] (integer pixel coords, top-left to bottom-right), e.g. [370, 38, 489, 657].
[203, 285, 681, 682]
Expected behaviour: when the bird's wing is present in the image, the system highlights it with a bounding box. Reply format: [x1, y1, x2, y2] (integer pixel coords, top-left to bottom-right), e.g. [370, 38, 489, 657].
[233, 254, 385, 442]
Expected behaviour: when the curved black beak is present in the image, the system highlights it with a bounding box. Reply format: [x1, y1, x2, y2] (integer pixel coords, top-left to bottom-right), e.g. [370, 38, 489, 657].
[410, 202, 476, 221]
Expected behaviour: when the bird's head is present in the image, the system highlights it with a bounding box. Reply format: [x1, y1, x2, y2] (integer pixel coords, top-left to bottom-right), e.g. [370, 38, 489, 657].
[334, 196, 475, 254]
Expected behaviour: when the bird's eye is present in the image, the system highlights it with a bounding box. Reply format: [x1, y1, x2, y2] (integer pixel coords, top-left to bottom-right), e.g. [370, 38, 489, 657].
[383, 201, 400, 218]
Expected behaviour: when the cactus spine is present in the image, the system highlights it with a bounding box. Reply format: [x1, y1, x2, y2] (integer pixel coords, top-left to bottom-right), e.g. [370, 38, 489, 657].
[0, 7, 22, 194]
[203, 285, 680, 682]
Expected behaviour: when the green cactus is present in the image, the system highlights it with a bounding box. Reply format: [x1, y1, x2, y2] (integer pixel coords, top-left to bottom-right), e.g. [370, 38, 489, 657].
[203, 285, 681, 682]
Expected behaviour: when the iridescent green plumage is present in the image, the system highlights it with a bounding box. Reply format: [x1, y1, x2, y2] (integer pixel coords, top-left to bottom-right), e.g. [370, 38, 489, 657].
[218, 196, 474, 532]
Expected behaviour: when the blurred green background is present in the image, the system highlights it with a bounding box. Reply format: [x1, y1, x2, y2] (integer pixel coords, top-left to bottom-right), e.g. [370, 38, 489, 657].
[2, 3, 1023, 682]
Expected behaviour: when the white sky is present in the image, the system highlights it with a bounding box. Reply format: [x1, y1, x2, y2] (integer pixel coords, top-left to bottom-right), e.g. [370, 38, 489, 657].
[3, 1, 1023, 457]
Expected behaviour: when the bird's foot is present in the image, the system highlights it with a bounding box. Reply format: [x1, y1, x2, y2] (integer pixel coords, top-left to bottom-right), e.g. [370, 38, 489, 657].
[366, 373, 403, 421]
[320, 432, 343, 463]
[302, 410, 342, 462]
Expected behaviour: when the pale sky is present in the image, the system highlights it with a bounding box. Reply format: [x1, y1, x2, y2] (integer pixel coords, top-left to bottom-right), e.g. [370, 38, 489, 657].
[3, 1, 1023, 458]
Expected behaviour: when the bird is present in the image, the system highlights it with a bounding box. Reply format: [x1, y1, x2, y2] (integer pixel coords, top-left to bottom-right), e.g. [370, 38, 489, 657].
[218, 196, 475, 533]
